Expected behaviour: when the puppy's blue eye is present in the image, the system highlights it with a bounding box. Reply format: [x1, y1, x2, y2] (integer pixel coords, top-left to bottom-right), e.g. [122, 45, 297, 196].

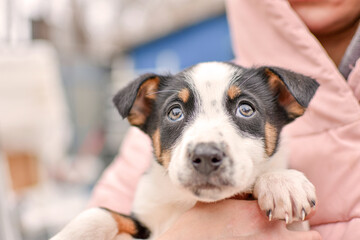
[168, 107, 184, 121]
[237, 103, 254, 117]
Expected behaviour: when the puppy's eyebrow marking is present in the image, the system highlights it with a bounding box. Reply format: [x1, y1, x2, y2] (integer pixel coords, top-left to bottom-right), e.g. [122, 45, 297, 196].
[178, 88, 190, 103]
[227, 85, 241, 100]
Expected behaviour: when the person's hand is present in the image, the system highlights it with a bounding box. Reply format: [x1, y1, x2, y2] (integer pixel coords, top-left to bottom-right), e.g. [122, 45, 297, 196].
[157, 200, 321, 240]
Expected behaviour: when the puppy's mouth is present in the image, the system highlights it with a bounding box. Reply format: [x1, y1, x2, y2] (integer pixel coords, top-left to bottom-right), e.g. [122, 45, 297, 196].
[194, 183, 218, 189]
[181, 174, 232, 189]
[190, 183, 221, 192]
[180, 175, 235, 201]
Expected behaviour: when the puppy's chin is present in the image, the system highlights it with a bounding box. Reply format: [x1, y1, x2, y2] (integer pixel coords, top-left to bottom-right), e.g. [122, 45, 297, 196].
[186, 185, 241, 202]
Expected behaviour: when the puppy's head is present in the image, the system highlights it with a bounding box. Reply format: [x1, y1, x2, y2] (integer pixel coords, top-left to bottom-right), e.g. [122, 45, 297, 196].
[113, 62, 319, 202]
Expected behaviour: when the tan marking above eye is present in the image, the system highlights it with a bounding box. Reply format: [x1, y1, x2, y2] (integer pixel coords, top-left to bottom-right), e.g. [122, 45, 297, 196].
[265, 122, 277, 156]
[227, 85, 241, 100]
[178, 88, 190, 103]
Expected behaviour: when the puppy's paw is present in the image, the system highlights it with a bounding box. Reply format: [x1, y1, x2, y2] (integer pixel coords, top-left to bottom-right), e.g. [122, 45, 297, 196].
[253, 169, 316, 224]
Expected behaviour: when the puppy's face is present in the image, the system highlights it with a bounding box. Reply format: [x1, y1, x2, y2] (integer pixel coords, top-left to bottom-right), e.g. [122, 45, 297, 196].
[114, 62, 318, 202]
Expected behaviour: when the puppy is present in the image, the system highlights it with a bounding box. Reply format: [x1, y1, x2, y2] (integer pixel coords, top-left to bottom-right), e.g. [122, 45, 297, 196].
[52, 62, 319, 240]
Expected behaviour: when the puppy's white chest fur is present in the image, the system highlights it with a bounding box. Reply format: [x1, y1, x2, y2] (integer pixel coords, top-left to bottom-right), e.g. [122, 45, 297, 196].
[133, 162, 196, 239]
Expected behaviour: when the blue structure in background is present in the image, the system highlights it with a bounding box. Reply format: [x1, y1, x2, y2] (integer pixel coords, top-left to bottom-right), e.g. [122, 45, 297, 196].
[129, 14, 234, 73]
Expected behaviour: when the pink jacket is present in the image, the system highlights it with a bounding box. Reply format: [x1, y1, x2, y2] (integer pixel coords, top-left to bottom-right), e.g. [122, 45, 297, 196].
[89, 0, 360, 239]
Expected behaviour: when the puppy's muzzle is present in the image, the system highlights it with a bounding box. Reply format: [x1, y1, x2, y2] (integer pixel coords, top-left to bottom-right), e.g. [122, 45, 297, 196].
[189, 142, 226, 175]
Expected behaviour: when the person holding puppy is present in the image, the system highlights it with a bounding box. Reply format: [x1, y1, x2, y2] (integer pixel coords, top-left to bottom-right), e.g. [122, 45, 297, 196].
[89, 0, 360, 239]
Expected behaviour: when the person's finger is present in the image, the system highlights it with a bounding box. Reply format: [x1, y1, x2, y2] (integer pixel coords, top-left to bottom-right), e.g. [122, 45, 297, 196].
[292, 230, 322, 240]
[194, 201, 208, 207]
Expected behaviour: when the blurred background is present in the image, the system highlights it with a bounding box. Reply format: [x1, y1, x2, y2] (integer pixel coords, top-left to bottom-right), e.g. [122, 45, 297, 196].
[0, 0, 233, 239]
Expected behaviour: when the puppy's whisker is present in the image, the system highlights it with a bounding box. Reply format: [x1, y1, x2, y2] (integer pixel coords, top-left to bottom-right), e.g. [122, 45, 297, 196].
[146, 90, 180, 96]
[237, 72, 258, 88]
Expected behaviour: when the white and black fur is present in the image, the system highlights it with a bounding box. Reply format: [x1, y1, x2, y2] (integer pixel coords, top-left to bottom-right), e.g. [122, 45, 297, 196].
[52, 62, 319, 240]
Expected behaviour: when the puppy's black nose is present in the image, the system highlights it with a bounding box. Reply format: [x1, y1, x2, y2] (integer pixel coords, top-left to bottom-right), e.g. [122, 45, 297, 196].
[190, 143, 224, 175]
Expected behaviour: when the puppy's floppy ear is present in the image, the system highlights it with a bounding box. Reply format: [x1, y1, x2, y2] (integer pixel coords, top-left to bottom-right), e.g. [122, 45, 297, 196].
[113, 73, 162, 129]
[262, 67, 319, 121]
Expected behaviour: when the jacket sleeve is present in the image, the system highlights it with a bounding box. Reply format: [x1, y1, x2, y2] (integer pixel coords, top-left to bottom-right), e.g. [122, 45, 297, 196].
[87, 127, 152, 214]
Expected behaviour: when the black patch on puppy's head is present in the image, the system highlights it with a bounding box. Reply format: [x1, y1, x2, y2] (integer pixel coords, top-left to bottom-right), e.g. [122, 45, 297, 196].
[224, 64, 319, 156]
[113, 72, 196, 167]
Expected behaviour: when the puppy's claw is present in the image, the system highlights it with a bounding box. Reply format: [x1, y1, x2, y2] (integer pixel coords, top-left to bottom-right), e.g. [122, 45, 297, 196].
[266, 210, 272, 221]
[310, 199, 316, 209]
[301, 208, 306, 221]
[285, 213, 289, 224]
